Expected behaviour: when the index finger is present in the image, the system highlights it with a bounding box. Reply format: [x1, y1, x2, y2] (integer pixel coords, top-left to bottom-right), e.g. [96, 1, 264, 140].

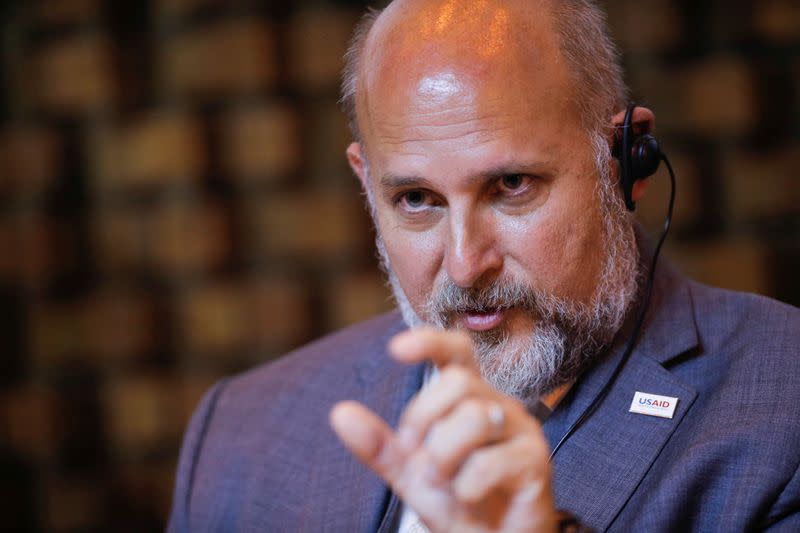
[389, 328, 478, 372]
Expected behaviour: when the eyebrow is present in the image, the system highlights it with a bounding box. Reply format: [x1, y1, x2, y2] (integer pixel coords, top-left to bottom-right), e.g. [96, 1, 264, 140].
[379, 174, 432, 190]
[379, 162, 551, 191]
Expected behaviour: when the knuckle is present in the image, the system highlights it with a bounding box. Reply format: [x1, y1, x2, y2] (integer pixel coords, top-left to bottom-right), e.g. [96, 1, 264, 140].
[455, 451, 495, 502]
[391, 468, 410, 496]
[454, 481, 482, 504]
[470, 448, 496, 478]
[427, 420, 445, 445]
[425, 422, 450, 462]
[516, 435, 540, 459]
[441, 366, 471, 393]
[512, 434, 549, 470]
[400, 398, 423, 427]
[460, 398, 484, 421]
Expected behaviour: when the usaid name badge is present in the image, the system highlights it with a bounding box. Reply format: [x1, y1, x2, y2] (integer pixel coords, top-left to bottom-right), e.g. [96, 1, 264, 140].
[629, 391, 679, 419]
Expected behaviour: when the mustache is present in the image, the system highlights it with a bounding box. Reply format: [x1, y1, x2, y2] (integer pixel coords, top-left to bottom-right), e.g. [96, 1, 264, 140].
[424, 277, 570, 324]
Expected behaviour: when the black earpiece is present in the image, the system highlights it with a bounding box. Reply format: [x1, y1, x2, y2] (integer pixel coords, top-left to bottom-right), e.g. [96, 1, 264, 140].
[612, 103, 662, 211]
[550, 105, 677, 462]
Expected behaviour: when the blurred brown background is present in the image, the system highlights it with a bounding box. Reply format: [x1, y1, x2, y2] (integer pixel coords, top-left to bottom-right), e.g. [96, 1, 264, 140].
[0, 0, 797, 531]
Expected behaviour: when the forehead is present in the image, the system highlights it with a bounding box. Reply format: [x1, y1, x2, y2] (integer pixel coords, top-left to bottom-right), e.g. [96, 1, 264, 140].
[357, 0, 580, 163]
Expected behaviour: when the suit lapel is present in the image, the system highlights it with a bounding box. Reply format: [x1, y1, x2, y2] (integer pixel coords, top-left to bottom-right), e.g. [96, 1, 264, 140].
[546, 265, 701, 531]
[549, 350, 697, 531]
[353, 356, 425, 532]
[309, 314, 424, 533]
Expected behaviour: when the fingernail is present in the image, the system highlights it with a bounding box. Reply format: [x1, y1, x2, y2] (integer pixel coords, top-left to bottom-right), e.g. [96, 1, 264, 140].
[389, 332, 414, 354]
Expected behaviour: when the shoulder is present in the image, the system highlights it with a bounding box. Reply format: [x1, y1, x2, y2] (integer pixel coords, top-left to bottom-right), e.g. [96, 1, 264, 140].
[169, 312, 407, 528]
[687, 281, 800, 358]
[176, 310, 406, 471]
[646, 283, 800, 524]
[212, 310, 407, 411]
[677, 282, 800, 439]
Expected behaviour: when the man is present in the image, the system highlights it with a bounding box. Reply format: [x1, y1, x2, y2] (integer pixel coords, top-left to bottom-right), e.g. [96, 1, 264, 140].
[168, 0, 800, 531]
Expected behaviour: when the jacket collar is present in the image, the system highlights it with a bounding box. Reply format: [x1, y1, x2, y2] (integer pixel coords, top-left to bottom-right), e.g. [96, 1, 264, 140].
[545, 237, 701, 531]
[344, 314, 425, 531]
[633, 223, 699, 365]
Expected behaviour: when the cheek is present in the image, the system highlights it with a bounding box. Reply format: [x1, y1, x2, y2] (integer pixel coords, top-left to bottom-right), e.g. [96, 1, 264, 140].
[501, 186, 605, 301]
[544, 220, 604, 299]
[380, 222, 443, 308]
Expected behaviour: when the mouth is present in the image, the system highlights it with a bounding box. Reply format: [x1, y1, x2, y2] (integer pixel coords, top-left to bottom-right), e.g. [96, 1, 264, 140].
[459, 307, 507, 332]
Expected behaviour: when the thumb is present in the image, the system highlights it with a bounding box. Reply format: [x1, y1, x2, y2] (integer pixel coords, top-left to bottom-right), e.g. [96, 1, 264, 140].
[330, 401, 405, 485]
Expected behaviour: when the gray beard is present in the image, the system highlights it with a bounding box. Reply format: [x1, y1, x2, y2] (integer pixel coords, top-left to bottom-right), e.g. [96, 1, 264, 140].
[369, 135, 640, 403]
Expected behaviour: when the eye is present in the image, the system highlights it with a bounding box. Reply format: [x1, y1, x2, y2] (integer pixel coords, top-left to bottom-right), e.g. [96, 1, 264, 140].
[502, 174, 524, 189]
[496, 174, 533, 194]
[403, 190, 426, 208]
[395, 189, 437, 212]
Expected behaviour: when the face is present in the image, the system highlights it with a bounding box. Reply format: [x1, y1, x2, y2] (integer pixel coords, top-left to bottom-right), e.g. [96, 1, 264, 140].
[348, 1, 638, 398]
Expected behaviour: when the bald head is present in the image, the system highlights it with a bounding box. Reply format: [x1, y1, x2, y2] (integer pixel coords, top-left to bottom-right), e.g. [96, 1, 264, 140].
[355, 0, 583, 168]
[341, 0, 627, 143]
[366, 0, 550, 67]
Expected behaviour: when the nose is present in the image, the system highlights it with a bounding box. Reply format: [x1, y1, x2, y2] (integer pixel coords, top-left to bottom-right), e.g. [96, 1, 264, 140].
[443, 207, 503, 288]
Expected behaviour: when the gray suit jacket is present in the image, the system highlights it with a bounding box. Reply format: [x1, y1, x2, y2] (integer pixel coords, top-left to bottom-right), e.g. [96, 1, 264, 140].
[168, 263, 800, 532]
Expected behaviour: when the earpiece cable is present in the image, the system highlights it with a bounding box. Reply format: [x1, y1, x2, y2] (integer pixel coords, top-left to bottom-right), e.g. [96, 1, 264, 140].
[548, 153, 676, 462]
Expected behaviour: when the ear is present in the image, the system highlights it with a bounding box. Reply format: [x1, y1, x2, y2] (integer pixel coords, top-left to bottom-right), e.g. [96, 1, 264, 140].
[346, 142, 369, 190]
[611, 106, 655, 135]
[611, 106, 656, 203]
